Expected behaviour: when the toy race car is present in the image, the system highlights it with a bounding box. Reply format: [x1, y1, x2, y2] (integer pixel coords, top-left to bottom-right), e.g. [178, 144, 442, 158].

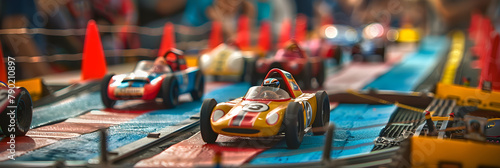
[198, 43, 255, 82]
[321, 23, 387, 62]
[0, 81, 33, 136]
[301, 38, 343, 64]
[101, 49, 204, 109]
[253, 40, 324, 90]
[200, 68, 330, 149]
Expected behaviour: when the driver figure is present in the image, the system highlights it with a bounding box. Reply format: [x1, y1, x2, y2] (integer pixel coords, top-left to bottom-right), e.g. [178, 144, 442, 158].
[260, 78, 281, 99]
[151, 57, 168, 73]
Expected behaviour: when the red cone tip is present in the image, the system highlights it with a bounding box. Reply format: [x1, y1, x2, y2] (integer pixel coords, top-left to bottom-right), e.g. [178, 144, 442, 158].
[258, 21, 272, 52]
[278, 19, 292, 49]
[236, 15, 250, 49]
[0, 41, 6, 82]
[158, 22, 176, 57]
[425, 110, 431, 115]
[295, 14, 308, 42]
[209, 21, 223, 49]
[81, 19, 107, 80]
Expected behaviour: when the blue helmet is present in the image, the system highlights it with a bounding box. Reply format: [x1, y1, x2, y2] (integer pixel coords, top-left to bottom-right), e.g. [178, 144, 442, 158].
[263, 78, 280, 89]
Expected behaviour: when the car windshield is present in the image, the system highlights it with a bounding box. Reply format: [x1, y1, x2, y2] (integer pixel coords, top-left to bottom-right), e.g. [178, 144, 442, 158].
[134, 60, 172, 74]
[244, 86, 291, 100]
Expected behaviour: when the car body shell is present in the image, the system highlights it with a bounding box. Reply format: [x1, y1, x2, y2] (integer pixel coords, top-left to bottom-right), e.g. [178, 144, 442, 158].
[106, 60, 200, 100]
[199, 43, 255, 76]
[209, 69, 319, 137]
[255, 42, 322, 76]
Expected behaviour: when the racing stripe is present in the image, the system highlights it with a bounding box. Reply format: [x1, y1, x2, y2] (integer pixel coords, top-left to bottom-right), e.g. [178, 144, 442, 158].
[240, 112, 260, 127]
[0, 82, 237, 161]
[231, 111, 247, 126]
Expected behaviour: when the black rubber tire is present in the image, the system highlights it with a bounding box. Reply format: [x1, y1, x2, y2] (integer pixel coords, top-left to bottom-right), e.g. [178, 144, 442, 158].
[101, 74, 116, 108]
[333, 47, 343, 64]
[161, 75, 179, 108]
[284, 102, 305, 149]
[300, 62, 313, 90]
[375, 46, 386, 62]
[200, 98, 219, 143]
[250, 62, 260, 86]
[212, 75, 220, 82]
[190, 71, 205, 101]
[239, 59, 248, 82]
[0, 87, 33, 136]
[316, 62, 326, 88]
[312, 91, 330, 135]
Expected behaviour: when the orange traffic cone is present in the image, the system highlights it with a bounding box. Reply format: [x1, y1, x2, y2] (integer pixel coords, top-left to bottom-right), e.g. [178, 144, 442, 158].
[236, 15, 250, 49]
[158, 22, 176, 57]
[278, 19, 292, 48]
[295, 14, 307, 42]
[81, 20, 107, 81]
[258, 20, 272, 53]
[209, 21, 223, 49]
[486, 33, 500, 91]
[0, 41, 6, 82]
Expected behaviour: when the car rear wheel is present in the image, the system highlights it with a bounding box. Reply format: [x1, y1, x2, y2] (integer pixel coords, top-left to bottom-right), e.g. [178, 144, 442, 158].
[101, 74, 116, 108]
[312, 91, 330, 135]
[190, 71, 205, 101]
[285, 102, 304, 149]
[300, 62, 313, 90]
[162, 75, 179, 108]
[316, 62, 325, 88]
[0, 87, 33, 136]
[250, 62, 261, 86]
[200, 98, 218, 143]
[239, 59, 248, 82]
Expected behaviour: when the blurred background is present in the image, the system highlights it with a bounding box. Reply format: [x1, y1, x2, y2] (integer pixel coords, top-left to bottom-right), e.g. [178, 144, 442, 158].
[0, 0, 499, 79]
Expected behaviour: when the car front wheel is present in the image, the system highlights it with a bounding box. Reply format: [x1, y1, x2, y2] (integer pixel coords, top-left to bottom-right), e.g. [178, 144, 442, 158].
[101, 74, 116, 108]
[284, 102, 305, 149]
[200, 99, 218, 143]
[162, 75, 179, 108]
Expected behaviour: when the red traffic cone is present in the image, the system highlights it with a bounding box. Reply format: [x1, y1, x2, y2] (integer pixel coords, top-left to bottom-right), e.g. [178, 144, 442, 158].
[0, 41, 6, 82]
[295, 14, 307, 42]
[158, 22, 176, 57]
[278, 18, 292, 49]
[81, 20, 107, 81]
[209, 21, 223, 49]
[486, 33, 500, 91]
[236, 15, 250, 49]
[258, 20, 272, 53]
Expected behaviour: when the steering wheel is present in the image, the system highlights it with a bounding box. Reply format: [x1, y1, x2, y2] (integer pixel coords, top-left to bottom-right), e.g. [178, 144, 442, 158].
[258, 90, 280, 99]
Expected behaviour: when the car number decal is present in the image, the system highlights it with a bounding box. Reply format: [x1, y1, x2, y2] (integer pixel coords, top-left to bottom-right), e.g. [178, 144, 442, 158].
[242, 102, 269, 112]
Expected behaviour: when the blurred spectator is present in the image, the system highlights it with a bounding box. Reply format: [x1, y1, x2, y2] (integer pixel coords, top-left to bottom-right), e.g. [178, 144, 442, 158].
[1, 0, 54, 78]
[1, 0, 139, 79]
[206, 0, 255, 40]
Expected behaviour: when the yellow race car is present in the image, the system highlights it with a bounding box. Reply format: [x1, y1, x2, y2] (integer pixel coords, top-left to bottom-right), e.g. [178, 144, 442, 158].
[198, 43, 256, 82]
[200, 68, 330, 149]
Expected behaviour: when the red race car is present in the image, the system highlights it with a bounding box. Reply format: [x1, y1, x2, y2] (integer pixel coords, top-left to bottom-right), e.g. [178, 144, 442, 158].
[252, 40, 325, 90]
